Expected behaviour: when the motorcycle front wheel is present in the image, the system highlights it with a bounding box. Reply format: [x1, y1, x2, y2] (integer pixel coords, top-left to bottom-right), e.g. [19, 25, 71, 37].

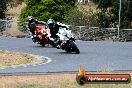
[69, 41, 80, 54]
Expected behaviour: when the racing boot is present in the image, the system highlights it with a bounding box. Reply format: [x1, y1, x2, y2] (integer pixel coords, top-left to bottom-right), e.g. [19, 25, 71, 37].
[54, 38, 61, 49]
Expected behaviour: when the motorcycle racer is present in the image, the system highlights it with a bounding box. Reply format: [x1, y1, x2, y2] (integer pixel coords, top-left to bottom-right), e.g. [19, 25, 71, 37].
[47, 18, 70, 48]
[27, 16, 46, 37]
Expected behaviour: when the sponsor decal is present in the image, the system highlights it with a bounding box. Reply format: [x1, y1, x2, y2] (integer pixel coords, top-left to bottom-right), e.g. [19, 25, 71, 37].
[76, 66, 131, 85]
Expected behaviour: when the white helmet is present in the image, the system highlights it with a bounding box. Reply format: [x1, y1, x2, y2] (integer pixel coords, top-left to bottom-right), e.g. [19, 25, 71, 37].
[28, 16, 33, 20]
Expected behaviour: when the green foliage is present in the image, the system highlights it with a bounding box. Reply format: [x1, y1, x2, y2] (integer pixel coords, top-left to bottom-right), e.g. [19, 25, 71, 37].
[64, 7, 98, 27]
[0, 0, 10, 32]
[91, 0, 98, 4]
[91, 0, 132, 28]
[17, 21, 28, 32]
[90, 0, 116, 28]
[0, 0, 9, 19]
[118, 0, 132, 28]
[97, 0, 112, 10]
[19, 0, 75, 22]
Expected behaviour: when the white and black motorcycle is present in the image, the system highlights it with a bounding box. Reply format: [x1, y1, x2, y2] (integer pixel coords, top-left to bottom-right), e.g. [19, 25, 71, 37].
[56, 26, 80, 54]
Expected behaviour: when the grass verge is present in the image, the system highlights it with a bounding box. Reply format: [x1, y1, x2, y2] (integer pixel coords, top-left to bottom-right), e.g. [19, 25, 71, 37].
[0, 50, 34, 67]
[0, 72, 131, 88]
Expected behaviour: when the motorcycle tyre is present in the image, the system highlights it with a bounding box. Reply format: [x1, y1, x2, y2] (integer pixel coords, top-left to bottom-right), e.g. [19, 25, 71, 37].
[69, 41, 80, 54]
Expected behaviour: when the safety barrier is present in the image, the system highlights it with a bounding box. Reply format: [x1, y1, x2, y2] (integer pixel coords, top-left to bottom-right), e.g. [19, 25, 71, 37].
[71, 26, 132, 41]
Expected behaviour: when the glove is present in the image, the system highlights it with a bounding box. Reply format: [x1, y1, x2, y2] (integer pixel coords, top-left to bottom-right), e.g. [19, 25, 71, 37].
[49, 37, 54, 41]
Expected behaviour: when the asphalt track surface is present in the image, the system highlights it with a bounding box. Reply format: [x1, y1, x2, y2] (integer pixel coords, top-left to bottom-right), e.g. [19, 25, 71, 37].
[0, 37, 132, 73]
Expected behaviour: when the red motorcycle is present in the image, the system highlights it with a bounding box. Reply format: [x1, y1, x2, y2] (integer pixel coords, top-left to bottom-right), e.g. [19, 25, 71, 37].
[32, 25, 56, 47]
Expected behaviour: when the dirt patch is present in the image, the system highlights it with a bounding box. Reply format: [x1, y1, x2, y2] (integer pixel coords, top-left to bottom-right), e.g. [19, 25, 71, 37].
[0, 50, 34, 67]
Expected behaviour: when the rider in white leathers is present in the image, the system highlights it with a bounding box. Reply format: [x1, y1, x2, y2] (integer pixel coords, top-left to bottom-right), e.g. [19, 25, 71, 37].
[47, 19, 72, 48]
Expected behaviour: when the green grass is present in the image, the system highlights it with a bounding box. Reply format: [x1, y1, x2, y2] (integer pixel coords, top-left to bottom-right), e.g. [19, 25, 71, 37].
[0, 73, 131, 88]
[17, 84, 45, 88]
[15, 80, 131, 88]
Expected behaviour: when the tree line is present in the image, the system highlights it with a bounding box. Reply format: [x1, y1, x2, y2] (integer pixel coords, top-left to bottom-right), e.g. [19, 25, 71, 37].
[19, 0, 75, 22]
[1, 0, 132, 29]
[91, 0, 132, 28]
